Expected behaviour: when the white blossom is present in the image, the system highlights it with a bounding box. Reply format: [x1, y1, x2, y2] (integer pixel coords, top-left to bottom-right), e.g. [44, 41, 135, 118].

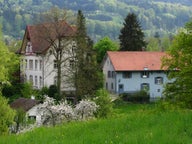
[75, 99, 98, 120]
[37, 96, 98, 126]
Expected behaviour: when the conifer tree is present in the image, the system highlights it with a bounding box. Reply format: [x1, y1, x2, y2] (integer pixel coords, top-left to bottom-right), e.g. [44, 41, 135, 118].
[119, 13, 146, 51]
[74, 10, 102, 100]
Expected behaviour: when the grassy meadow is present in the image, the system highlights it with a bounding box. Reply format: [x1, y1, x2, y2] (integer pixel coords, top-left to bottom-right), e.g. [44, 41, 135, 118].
[1, 102, 192, 144]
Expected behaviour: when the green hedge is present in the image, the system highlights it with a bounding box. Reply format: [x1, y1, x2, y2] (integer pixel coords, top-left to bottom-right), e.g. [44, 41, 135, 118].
[120, 90, 149, 103]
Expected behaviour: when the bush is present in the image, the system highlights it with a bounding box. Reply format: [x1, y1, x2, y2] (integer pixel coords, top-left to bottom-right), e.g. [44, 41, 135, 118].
[12, 108, 26, 133]
[94, 89, 113, 118]
[0, 95, 15, 135]
[120, 90, 150, 103]
[48, 85, 60, 101]
[34, 86, 48, 101]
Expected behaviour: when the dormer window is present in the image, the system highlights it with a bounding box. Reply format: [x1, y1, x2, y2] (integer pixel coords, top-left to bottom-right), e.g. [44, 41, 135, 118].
[141, 71, 149, 78]
[26, 42, 32, 53]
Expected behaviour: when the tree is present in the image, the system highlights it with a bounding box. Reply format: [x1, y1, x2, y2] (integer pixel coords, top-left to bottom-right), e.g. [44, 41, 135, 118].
[162, 22, 192, 108]
[37, 7, 76, 100]
[74, 10, 103, 100]
[94, 37, 119, 63]
[0, 94, 15, 135]
[0, 26, 19, 90]
[119, 13, 146, 51]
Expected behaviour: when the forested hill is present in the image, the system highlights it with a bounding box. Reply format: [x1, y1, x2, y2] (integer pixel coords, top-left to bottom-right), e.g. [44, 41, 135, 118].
[1, 0, 192, 41]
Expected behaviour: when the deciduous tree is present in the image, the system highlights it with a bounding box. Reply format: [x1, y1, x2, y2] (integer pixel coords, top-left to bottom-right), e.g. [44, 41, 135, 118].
[94, 36, 119, 63]
[37, 7, 76, 100]
[162, 21, 192, 108]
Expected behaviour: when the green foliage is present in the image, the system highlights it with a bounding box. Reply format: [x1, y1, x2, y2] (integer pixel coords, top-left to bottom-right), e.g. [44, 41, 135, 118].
[94, 89, 113, 118]
[34, 86, 49, 101]
[94, 37, 119, 63]
[21, 82, 34, 99]
[120, 90, 150, 103]
[162, 21, 192, 109]
[48, 85, 59, 101]
[0, 33, 19, 88]
[75, 10, 103, 100]
[146, 34, 172, 51]
[13, 108, 26, 133]
[119, 13, 146, 51]
[2, 82, 36, 103]
[0, 94, 15, 135]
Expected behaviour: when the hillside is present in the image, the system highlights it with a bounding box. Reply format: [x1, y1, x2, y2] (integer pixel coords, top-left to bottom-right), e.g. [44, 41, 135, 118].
[1, 0, 192, 41]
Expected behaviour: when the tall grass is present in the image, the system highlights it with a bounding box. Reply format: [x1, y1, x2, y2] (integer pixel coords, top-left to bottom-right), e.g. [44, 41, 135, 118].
[1, 103, 192, 144]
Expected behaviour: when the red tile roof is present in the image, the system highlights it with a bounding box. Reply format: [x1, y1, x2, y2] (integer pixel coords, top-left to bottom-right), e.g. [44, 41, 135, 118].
[19, 20, 76, 54]
[107, 51, 166, 71]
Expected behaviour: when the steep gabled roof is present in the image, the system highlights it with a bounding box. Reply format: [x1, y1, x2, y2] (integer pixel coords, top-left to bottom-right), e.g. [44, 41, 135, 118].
[19, 20, 76, 54]
[107, 51, 166, 71]
[10, 98, 40, 112]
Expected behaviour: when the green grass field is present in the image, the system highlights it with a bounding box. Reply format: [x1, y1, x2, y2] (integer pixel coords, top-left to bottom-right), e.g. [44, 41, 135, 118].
[1, 103, 192, 144]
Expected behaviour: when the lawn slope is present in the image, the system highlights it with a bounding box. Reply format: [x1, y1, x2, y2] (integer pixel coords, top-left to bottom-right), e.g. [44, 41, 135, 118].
[1, 104, 192, 144]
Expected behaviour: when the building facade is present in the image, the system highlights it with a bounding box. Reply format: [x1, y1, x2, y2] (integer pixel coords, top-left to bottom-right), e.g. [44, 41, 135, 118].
[102, 51, 172, 100]
[18, 21, 76, 92]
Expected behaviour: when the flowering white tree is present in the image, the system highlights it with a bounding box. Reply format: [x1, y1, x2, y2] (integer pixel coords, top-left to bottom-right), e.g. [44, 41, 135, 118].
[75, 99, 98, 120]
[38, 96, 76, 126]
[38, 96, 98, 126]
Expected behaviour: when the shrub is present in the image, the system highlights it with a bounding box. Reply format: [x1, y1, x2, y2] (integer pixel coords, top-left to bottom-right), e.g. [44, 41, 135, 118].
[0, 95, 15, 135]
[120, 90, 150, 103]
[12, 108, 26, 133]
[34, 86, 48, 101]
[94, 89, 113, 118]
[48, 85, 60, 101]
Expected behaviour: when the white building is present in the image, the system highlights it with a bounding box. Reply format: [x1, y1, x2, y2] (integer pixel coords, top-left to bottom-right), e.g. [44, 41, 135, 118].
[102, 51, 172, 100]
[18, 21, 77, 93]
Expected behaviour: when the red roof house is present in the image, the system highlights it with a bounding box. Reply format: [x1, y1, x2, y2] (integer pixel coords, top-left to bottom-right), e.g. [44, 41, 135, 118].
[102, 51, 171, 100]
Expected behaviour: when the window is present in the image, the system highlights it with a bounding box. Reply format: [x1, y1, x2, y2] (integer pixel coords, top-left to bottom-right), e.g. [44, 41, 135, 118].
[26, 42, 32, 53]
[25, 59, 28, 69]
[29, 75, 33, 85]
[111, 83, 113, 89]
[39, 60, 42, 70]
[54, 60, 57, 69]
[112, 71, 115, 78]
[35, 60, 38, 70]
[29, 60, 33, 70]
[155, 77, 163, 85]
[39, 76, 42, 87]
[54, 76, 57, 85]
[35, 76, 38, 86]
[141, 83, 149, 91]
[24, 74, 27, 83]
[108, 71, 111, 78]
[123, 72, 132, 78]
[141, 71, 149, 78]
